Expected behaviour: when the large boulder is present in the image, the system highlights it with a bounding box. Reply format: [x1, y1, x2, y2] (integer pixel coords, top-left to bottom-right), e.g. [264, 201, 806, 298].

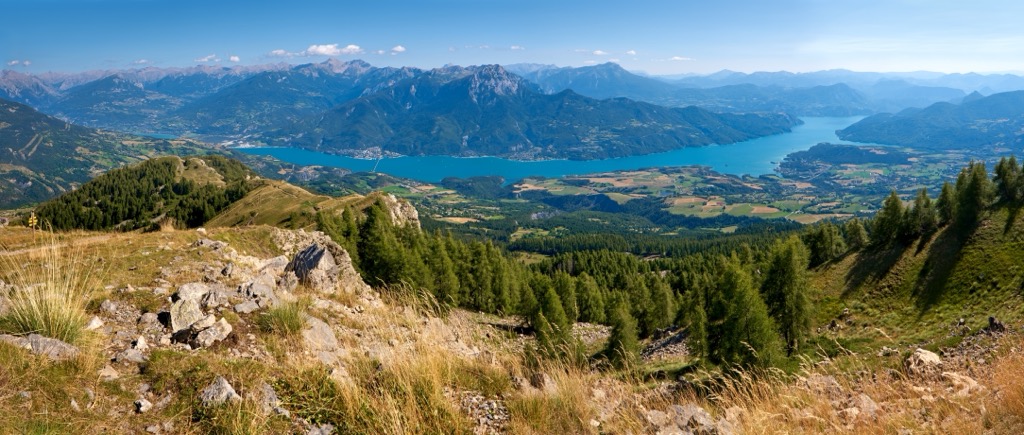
[200, 376, 241, 406]
[169, 298, 205, 333]
[286, 244, 339, 294]
[302, 315, 341, 365]
[906, 348, 942, 376]
[191, 318, 233, 349]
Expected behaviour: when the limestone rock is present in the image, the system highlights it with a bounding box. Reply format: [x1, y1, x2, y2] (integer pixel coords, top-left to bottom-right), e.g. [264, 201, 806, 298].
[98, 365, 120, 381]
[115, 348, 147, 364]
[670, 403, 716, 433]
[175, 282, 210, 302]
[241, 280, 279, 308]
[169, 298, 204, 333]
[286, 244, 339, 294]
[100, 299, 118, 314]
[200, 376, 241, 406]
[942, 372, 983, 397]
[234, 300, 260, 314]
[26, 334, 79, 360]
[302, 316, 340, 365]
[191, 318, 233, 348]
[193, 238, 228, 250]
[135, 398, 153, 413]
[85, 316, 104, 331]
[260, 382, 290, 417]
[906, 348, 942, 376]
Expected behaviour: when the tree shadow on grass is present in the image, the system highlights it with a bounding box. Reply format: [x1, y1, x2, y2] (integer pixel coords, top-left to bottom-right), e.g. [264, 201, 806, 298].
[842, 243, 909, 299]
[1004, 204, 1021, 235]
[911, 226, 969, 315]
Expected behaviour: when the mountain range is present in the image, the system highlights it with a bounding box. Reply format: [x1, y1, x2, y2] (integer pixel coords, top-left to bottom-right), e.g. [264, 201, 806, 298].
[838, 90, 1024, 150]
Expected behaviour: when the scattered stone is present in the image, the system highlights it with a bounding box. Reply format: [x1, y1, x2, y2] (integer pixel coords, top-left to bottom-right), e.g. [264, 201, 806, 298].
[987, 316, 1006, 333]
[200, 376, 241, 406]
[17, 391, 30, 400]
[191, 318, 233, 348]
[134, 336, 149, 351]
[803, 374, 845, 400]
[194, 238, 228, 250]
[221, 262, 234, 277]
[646, 409, 671, 427]
[98, 365, 120, 381]
[942, 372, 983, 397]
[26, 334, 79, 360]
[307, 423, 335, 435]
[115, 348, 147, 364]
[135, 398, 153, 413]
[139, 312, 160, 327]
[234, 300, 260, 314]
[176, 282, 211, 302]
[169, 298, 204, 333]
[848, 393, 880, 419]
[241, 280, 279, 308]
[670, 403, 717, 433]
[0, 334, 30, 350]
[260, 382, 290, 417]
[906, 348, 943, 376]
[100, 299, 118, 314]
[85, 316, 104, 331]
[70, 398, 80, 412]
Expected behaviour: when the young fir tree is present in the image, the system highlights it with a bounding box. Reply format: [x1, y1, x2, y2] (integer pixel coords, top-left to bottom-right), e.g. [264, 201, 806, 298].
[643, 275, 676, 336]
[994, 155, 1022, 203]
[427, 235, 461, 306]
[718, 256, 781, 367]
[954, 161, 994, 233]
[552, 271, 579, 322]
[905, 188, 937, 238]
[936, 181, 956, 225]
[605, 298, 640, 369]
[803, 221, 846, 267]
[575, 272, 606, 324]
[761, 236, 812, 356]
[872, 191, 906, 246]
[680, 287, 708, 361]
[356, 200, 407, 286]
[843, 218, 869, 251]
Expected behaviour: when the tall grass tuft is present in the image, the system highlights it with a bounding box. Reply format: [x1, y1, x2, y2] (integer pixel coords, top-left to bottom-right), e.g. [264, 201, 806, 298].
[257, 299, 309, 337]
[0, 232, 97, 345]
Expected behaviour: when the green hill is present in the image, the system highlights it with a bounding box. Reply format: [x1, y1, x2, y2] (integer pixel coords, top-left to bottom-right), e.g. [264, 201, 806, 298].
[0, 97, 206, 208]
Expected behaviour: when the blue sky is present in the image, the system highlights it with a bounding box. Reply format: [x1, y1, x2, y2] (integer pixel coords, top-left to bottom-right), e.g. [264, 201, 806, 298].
[3, 0, 1024, 75]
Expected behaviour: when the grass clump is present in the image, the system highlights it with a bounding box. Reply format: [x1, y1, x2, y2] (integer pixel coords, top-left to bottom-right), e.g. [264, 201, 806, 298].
[257, 300, 308, 336]
[0, 236, 96, 345]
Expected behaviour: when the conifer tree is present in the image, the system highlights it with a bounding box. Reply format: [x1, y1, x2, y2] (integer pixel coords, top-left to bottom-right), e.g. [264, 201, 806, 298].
[605, 299, 640, 369]
[761, 236, 812, 356]
[552, 271, 579, 322]
[954, 161, 994, 232]
[357, 200, 406, 286]
[843, 218, 869, 251]
[680, 288, 708, 360]
[575, 272, 606, 324]
[936, 181, 956, 225]
[872, 191, 905, 245]
[718, 257, 781, 366]
[995, 155, 1022, 203]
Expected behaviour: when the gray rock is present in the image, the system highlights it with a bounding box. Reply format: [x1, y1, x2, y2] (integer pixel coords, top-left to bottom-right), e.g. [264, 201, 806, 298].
[70, 398, 81, 412]
[176, 282, 210, 302]
[194, 238, 228, 250]
[169, 298, 204, 332]
[260, 256, 290, 276]
[200, 376, 241, 406]
[134, 335, 149, 351]
[646, 409, 671, 427]
[85, 316, 104, 331]
[529, 372, 556, 393]
[100, 299, 118, 314]
[302, 316, 338, 350]
[234, 300, 260, 314]
[278, 273, 299, 293]
[906, 348, 942, 376]
[191, 318, 233, 348]
[135, 398, 153, 413]
[670, 403, 716, 433]
[221, 262, 234, 277]
[260, 382, 290, 417]
[803, 374, 845, 400]
[241, 280, 279, 308]
[202, 289, 234, 309]
[116, 348, 147, 364]
[98, 365, 120, 381]
[17, 391, 30, 400]
[286, 244, 339, 294]
[192, 314, 217, 331]
[850, 393, 879, 419]
[27, 334, 79, 360]
[307, 423, 335, 435]
[0, 334, 30, 350]
[139, 312, 160, 327]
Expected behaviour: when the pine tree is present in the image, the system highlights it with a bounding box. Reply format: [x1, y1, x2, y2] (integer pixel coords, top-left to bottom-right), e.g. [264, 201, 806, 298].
[995, 156, 1022, 203]
[552, 271, 579, 322]
[575, 272, 606, 324]
[356, 200, 406, 286]
[905, 188, 937, 238]
[718, 257, 781, 367]
[643, 275, 676, 336]
[872, 191, 906, 246]
[843, 218, 869, 251]
[680, 288, 708, 360]
[605, 299, 640, 369]
[954, 161, 994, 232]
[761, 236, 812, 356]
[936, 181, 956, 225]
[803, 221, 846, 267]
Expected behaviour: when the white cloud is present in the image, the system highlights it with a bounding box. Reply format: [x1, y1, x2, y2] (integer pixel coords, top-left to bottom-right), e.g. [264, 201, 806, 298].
[390, 45, 406, 54]
[609, 58, 620, 62]
[592, 50, 609, 56]
[7, 59, 32, 67]
[669, 56, 694, 61]
[374, 50, 386, 55]
[269, 43, 364, 58]
[229, 55, 240, 62]
[448, 46, 457, 52]
[626, 50, 637, 56]
[132, 59, 150, 65]
[194, 54, 219, 62]
[510, 45, 525, 51]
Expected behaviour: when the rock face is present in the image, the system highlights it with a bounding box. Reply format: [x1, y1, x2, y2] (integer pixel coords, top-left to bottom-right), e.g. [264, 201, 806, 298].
[906, 348, 943, 376]
[377, 193, 420, 229]
[286, 244, 339, 294]
[200, 376, 241, 406]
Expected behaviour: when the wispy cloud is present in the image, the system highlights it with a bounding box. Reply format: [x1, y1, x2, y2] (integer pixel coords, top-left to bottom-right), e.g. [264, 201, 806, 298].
[626, 50, 637, 56]
[132, 59, 150, 65]
[668, 56, 694, 61]
[609, 58, 620, 62]
[229, 55, 240, 62]
[268, 43, 364, 58]
[510, 45, 526, 51]
[7, 59, 31, 67]
[194, 54, 220, 62]
[592, 50, 609, 56]
[390, 45, 406, 55]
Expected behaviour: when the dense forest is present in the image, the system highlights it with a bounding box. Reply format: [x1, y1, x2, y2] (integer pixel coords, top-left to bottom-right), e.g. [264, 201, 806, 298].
[34, 155, 254, 230]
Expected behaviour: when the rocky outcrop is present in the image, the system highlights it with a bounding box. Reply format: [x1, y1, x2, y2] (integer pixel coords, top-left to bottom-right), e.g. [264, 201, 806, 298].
[906, 348, 943, 377]
[286, 244, 339, 294]
[200, 376, 241, 406]
[376, 193, 420, 229]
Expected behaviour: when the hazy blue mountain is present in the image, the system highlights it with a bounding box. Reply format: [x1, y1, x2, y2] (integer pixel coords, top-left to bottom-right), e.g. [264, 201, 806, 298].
[837, 90, 1024, 149]
[266, 64, 800, 160]
[515, 62, 681, 101]
[0, 70, 59, 107]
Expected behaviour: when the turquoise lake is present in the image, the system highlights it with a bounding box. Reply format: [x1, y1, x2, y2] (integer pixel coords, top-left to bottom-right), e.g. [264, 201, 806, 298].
[239, 116, 865, 183]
